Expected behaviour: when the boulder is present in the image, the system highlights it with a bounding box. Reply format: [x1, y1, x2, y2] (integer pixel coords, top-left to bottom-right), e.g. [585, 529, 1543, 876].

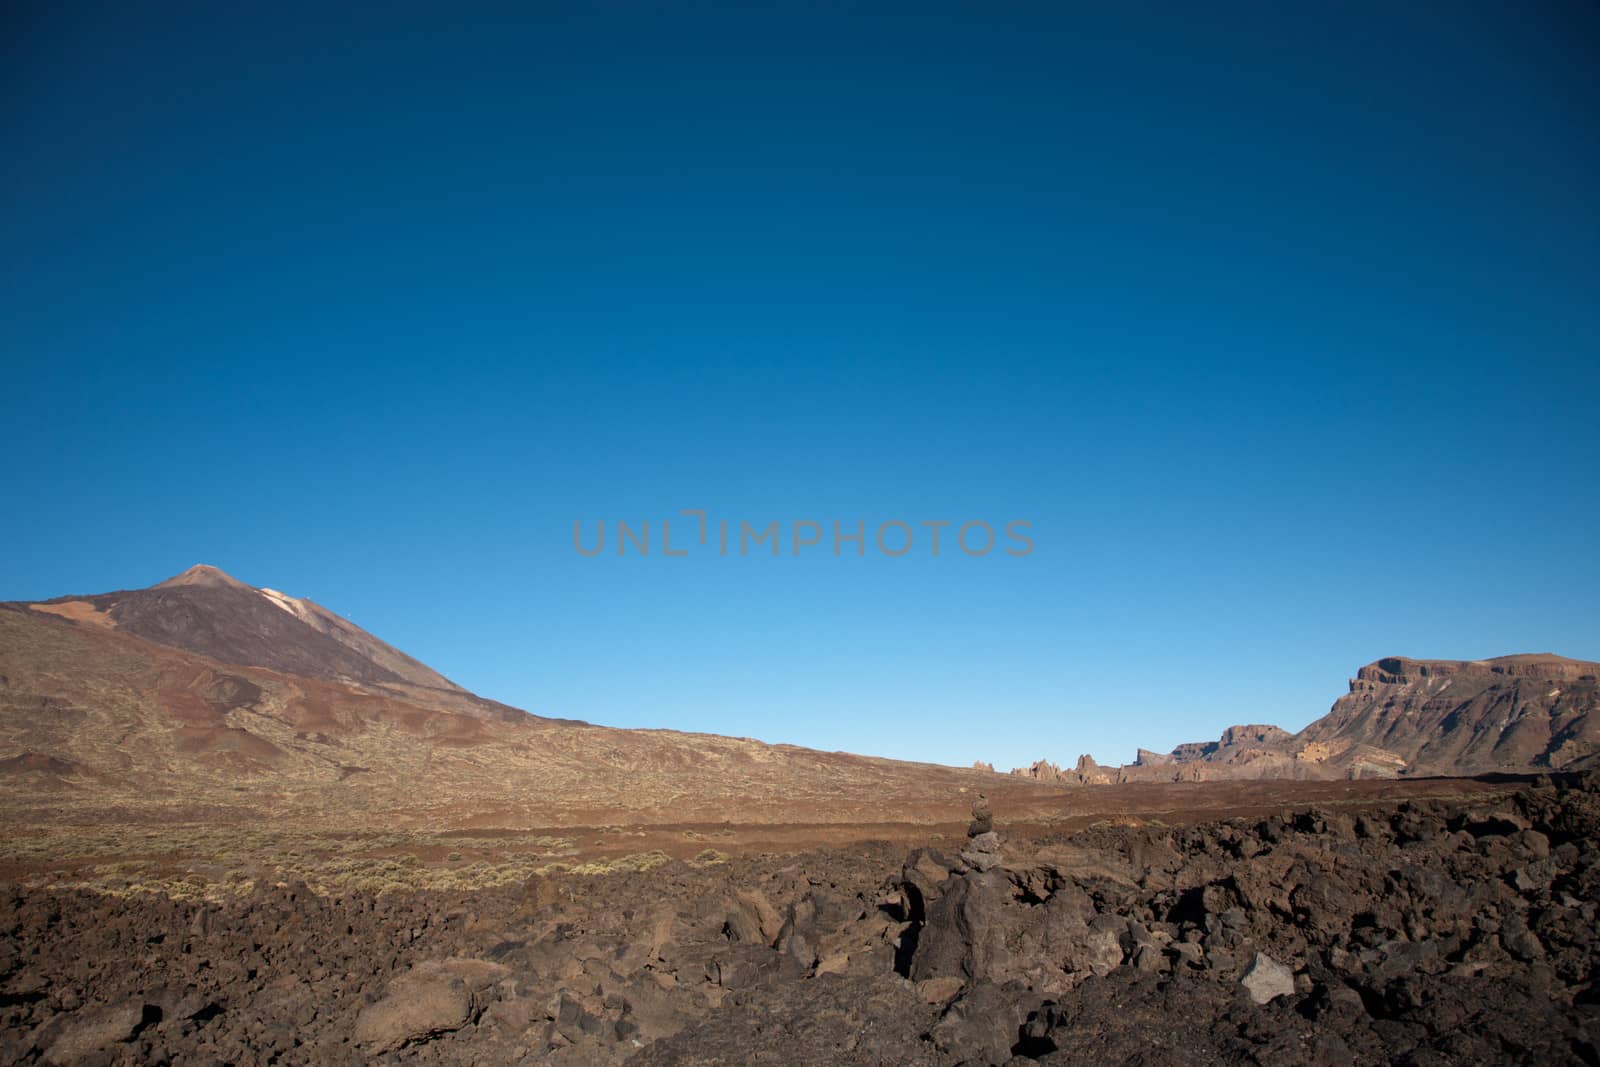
[1078, 914, 1127, 977]
[930, 981, 1021, 1064]
[902, 848, 955, 923]
[723, 897, 766, 944]
[1239, 952, 1295, 1005]
[961, 830, 1003, 871]
[960, 847, 1004, 872]
[967, 831, 1000, 854]
[43, 1001, 148, 1066]
[735, 889, 783, 945]
[909, 871, 1009, 982]
[915, 976, 965, 1005]
[352, 965, 474, 1051]
[436, 956, 513, 993]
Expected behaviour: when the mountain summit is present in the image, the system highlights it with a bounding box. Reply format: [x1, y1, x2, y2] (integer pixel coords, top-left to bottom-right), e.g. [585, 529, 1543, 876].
[153, 563, 255, 591]
[34, 564, 463, 692]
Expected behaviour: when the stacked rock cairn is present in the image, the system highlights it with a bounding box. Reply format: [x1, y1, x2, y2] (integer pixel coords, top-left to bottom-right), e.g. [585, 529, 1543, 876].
[960, 792, 1002, 871]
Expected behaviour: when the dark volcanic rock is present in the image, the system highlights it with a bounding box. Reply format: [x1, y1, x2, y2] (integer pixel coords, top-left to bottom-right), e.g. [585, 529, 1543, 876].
[2, 776, 1599, 1064]
[41, 1000, 149, 1065]
[628, 974, 941, 1066]
[908, 870, 1010, 982]
[930, 980, 1029, 1064]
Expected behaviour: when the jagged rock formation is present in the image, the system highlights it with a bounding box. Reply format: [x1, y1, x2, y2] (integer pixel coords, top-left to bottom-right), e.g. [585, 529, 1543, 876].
[1011, 755, 1113, 786]
[1073, 755, 1112, 785]
[1013, 759, 1066, 783]
[1013, 654, 1600, 784]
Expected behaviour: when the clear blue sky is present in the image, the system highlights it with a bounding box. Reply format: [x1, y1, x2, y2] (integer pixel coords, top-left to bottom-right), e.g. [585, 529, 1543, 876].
[4, 2, 1597, 769]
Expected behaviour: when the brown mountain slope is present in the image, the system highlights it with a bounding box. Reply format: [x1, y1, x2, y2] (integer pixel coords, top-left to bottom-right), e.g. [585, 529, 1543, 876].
[1014, 652, 1600, 783]
[0, 577, 1043, 830]
[30, 564, 465, 694]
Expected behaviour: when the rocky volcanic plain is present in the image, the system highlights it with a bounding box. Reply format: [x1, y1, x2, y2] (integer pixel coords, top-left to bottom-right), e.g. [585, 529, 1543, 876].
[4, 772, 1598, 1066]
[6, 568, 1600, 1064]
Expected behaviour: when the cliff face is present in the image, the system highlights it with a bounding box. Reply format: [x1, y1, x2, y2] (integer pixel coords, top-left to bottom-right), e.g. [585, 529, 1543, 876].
[1011, 653, 1600, 784]
[1298, 655, 1599, 775]
[1168, 724, 1294, 764]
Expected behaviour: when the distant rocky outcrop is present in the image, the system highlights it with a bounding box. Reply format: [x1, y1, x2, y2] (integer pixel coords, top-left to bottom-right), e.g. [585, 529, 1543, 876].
[1012, 759, 1065, 783]
[1170, 724, 1293, 763]
[1011, 755, 1114, 786]
[1012, 654, 1600, 784]
[1301, 655, 1598, 775]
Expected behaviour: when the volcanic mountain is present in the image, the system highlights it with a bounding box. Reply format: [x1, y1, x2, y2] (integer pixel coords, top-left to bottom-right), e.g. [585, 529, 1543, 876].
[0, 565, 1037, 829]
[32, 564, 467, 694]
[1014, 653, 1600, 784]
[6, 566, 1595, 834]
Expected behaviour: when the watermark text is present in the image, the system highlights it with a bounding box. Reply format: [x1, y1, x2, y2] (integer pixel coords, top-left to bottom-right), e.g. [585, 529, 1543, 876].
[573, 510, 1034, 558]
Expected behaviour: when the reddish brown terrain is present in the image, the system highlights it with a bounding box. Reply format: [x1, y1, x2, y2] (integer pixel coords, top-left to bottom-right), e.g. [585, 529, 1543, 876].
[1013, 654, 1600, 785]
[1, 566, 1053, 849]
[2, 566, 1598, 1064]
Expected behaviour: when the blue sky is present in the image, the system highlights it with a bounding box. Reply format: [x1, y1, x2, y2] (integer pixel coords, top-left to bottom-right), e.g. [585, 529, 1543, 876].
[4, 2, 1597, 769]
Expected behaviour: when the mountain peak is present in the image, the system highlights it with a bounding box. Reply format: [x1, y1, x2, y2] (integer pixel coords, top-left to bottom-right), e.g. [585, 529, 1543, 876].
[154, 564, 252, 591]
[91, 565, 465, 693]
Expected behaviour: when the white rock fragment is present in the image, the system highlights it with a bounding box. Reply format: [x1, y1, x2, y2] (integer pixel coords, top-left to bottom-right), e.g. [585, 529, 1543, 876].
[1239, 951, 1295, 1005]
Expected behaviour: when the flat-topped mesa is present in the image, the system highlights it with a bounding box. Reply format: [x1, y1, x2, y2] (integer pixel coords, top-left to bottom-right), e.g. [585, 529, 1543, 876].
[1217, 724, 1292, 748]
[1310, 653, 1600, 775]
[1166, 724, 1294, 764]
[1169, 739, 1219, 763]
[1354, 654, 1596, 689]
